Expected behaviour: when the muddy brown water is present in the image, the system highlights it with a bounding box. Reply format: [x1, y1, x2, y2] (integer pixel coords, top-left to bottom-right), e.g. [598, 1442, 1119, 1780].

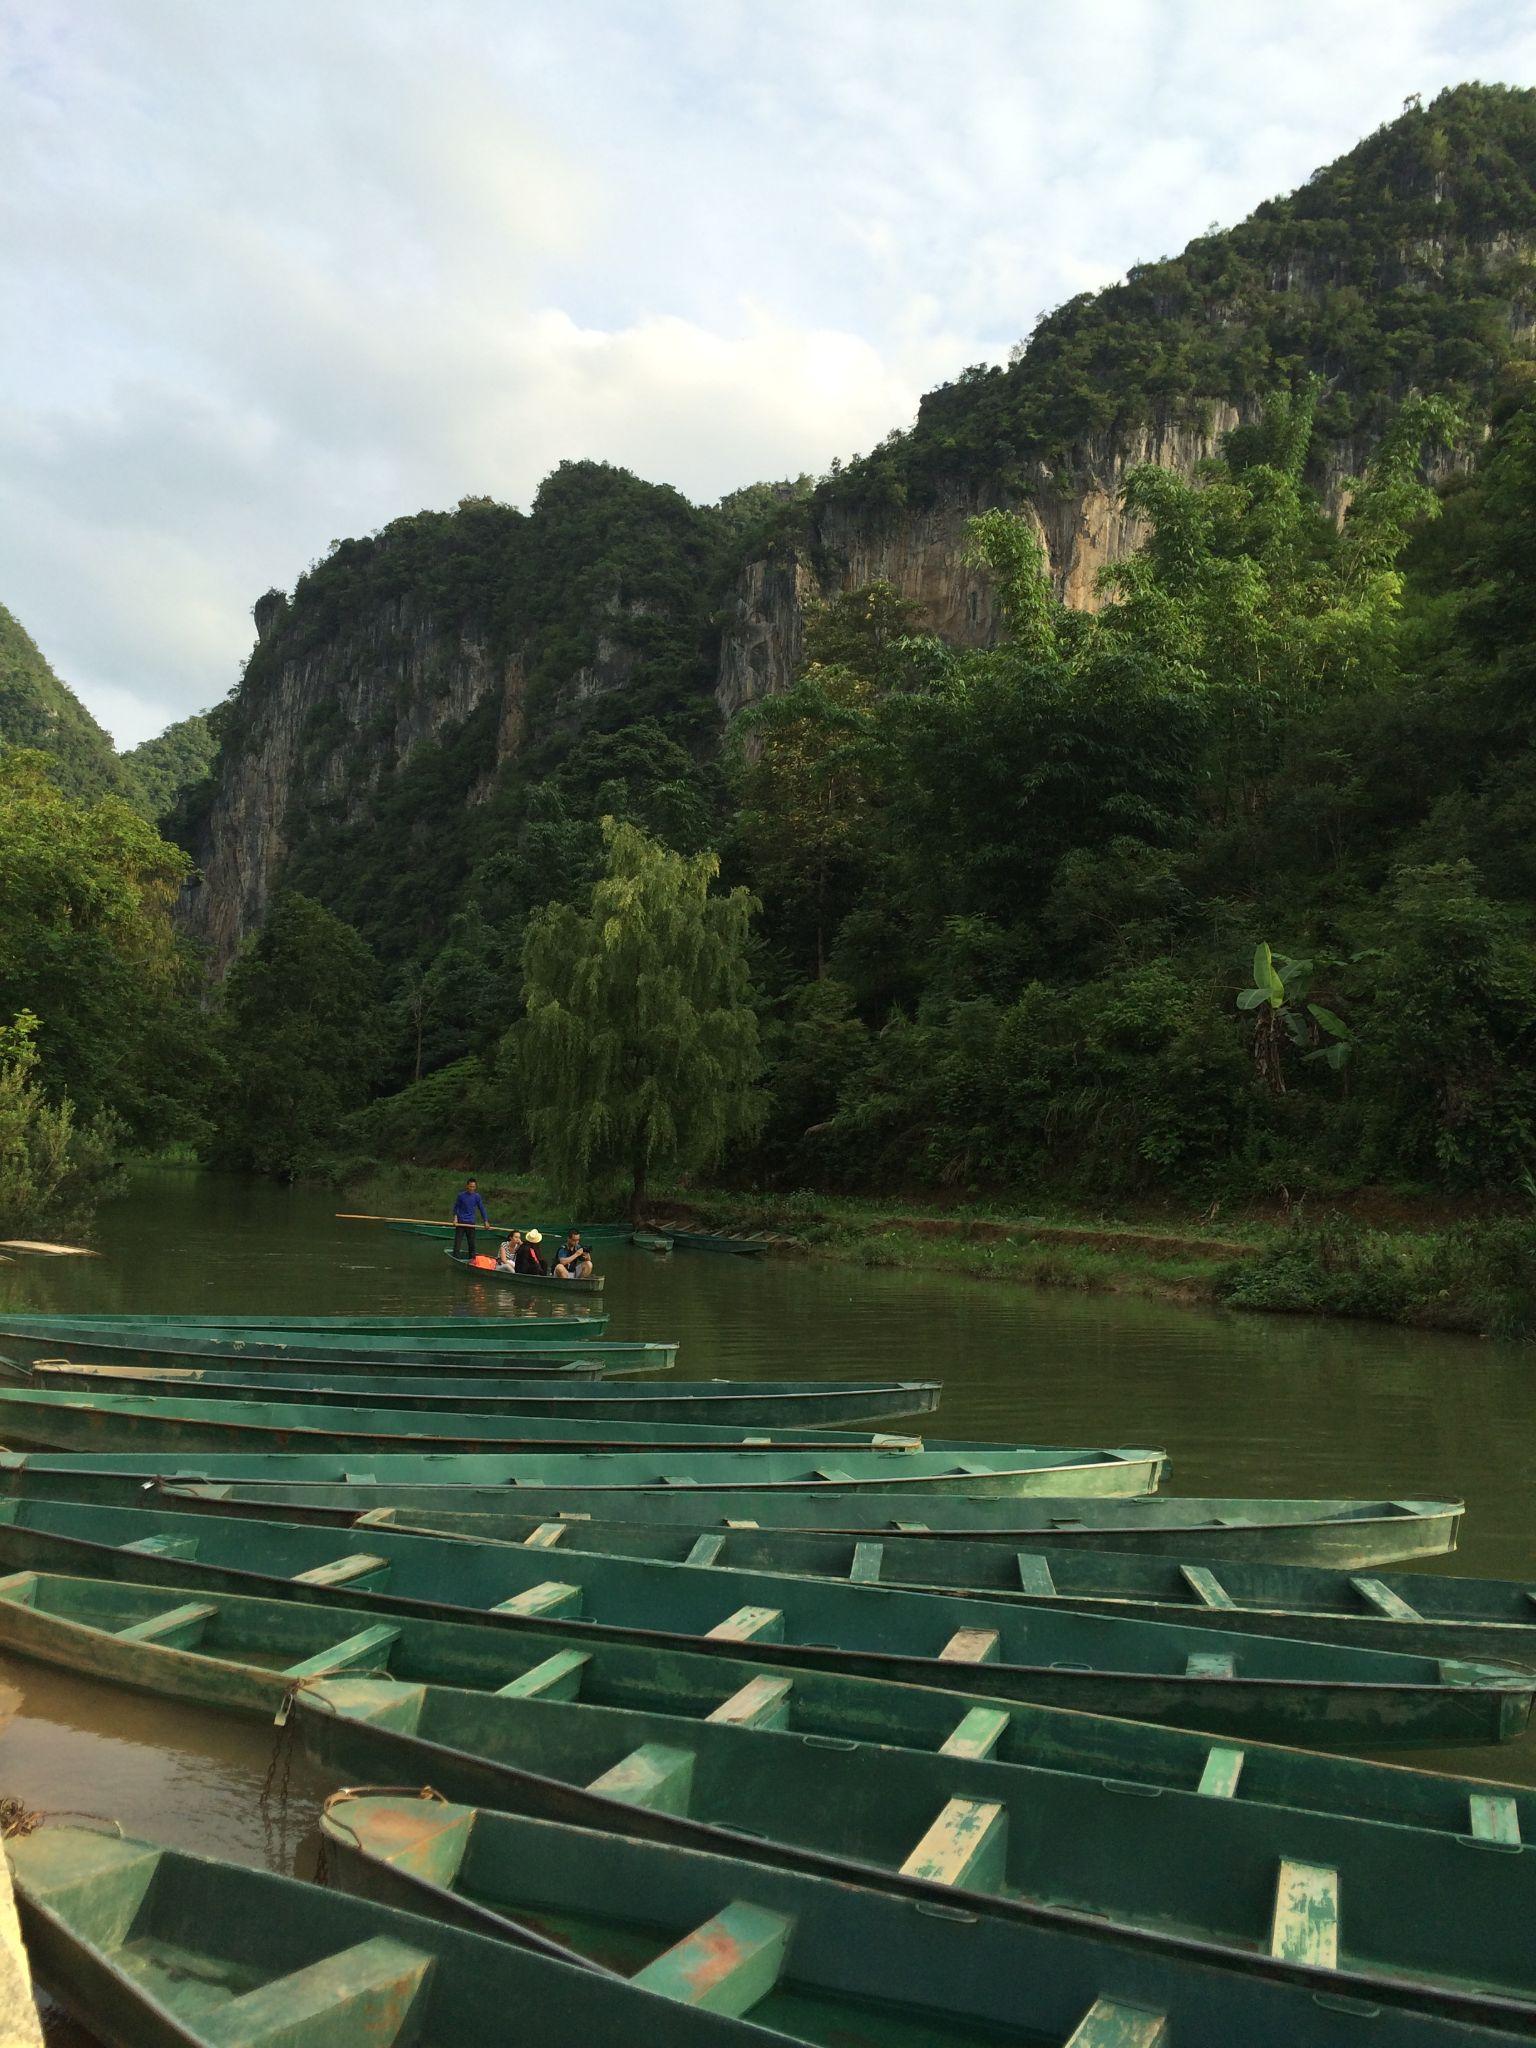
[3, 1162, 1535, 2035]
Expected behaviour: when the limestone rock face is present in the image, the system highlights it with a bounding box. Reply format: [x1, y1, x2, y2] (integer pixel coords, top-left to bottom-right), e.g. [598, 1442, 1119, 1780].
[181, 600, 522, 970]
[714, 406, 1244, 717]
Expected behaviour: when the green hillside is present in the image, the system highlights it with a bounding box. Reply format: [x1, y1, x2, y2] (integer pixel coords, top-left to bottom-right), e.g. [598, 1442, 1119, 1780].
[0, 603, 128, 800]
[826, 82, 1536, 515]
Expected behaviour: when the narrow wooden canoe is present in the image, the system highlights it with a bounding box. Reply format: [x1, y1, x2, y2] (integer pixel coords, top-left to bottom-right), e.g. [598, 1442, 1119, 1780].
[381, 1510, 1534, 1665]
[8, 1827, 779, 2048]
[19, 1362, 943, 1425]
[0, 1319, 614, 1371]
[0, 1385, 940, 1456]
[153, 1486, 1464, 1565]
[295, 1674, 1536, 2034]
[0, 1443, 1168, 1500]
[6, 1549, 1533, 1829]
[0, 1504, 1522, 1744]
[666, 1228, 772, 1255]
[6, 1577, 1536, 2034]
[323, 1794, 1536, 2047]
[16, 1312, 604, 1332]
[0, 1313, 609, 1343]
[446, 1251, 605, 1295]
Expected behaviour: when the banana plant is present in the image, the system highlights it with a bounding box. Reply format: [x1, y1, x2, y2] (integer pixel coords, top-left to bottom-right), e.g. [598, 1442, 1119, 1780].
[1237, 943, 1350, 1092]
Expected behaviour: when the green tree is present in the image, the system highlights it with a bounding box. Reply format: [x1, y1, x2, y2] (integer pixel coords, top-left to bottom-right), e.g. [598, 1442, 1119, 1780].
[0, 748, 192, 1135]
[207, 893, 386, 1174]
[519, 820, 764, 1216]
[0, 1011, 124, 1232]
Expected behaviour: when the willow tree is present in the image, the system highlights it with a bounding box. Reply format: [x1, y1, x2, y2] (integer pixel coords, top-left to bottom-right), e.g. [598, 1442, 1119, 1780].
[519, 819, 763, 1217]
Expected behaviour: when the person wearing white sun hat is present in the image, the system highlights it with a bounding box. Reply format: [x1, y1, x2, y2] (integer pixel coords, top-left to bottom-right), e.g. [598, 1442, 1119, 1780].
[513, 1228, 547, 1275]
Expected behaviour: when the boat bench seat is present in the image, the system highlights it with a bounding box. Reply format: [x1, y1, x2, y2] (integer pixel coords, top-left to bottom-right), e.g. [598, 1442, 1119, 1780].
[632, 1900, 793, 2018]
[491, 1581, 582, 1619]
[291, 1554, 390, 1589]
[900, 1797, 1007, 1891]
[201, 1934, 434, 2046]
[588, 1742, 695, 1814]
[281, 1624, 401, 1682]
[708, 1675, 792, 1729]
[940, 1706, 1010, 1760]
[114, 1602, 218, 1648]
[939, 1628, 1000, 1665]
[1065, 2000, 1168, 2046]
[705, 1606, 783, 1644]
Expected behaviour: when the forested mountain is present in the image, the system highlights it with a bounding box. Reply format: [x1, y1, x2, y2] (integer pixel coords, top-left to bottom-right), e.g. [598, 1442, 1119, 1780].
[0, 603, 127, 801]
[120, 712, 219, 822]
[10, 83, 1536, 1235]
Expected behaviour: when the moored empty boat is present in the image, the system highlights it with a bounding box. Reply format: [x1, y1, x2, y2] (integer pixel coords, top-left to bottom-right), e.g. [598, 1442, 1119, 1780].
[17, 1818, 1517, 2048]
[0, 1384, 938, 1456]
[5, 1572, 1536, 2028]
[7, 1827, 788, 2048]
[0, 1441, 1168, 1501]
[18, 1360, 942, 1424]
[0, 1315, 615, 1370]
[160, 1485, 1463, 1564]
[0, 1509, 1520, 1743]
[321, 1792, 1536, 2043]
[372, 1509, 1523, 1661]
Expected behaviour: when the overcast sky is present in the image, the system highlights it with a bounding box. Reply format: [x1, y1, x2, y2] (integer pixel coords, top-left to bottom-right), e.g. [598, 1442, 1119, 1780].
[3, 1, 1533, 745]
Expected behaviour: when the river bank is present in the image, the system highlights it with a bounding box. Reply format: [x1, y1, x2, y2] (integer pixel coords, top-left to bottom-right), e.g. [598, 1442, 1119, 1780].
[326, 1163, 1536, 1340]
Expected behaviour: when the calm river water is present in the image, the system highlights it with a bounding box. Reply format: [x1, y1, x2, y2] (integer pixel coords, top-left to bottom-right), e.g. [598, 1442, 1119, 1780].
[3, 1162, 1535, 2030]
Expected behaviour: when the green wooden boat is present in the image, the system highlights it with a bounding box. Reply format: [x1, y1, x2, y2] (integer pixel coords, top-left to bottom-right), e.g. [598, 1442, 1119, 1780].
[24, 1312, 605, 1332]
[0, 1317, 614, 1371]
[7, 1575, 1536, 2033]
[20, 1827, 1525, 2048]
[665, 1228, 772, 1255]
[20, 1361, 943, 1425]
[6, 1550, 1534, 1831]
[0, 1385, 939, 1456]
[7, 1827, 781, 2048]
[294, 1673, 1536, 2030]
[373, 1511, 1528, 1661]
[323, 1793, 1536, 2046]
[0, 1502, 1522, 1744]
[156, 1485, 1464, 1564]
[0, 1442, 1168, 1500]
[632, 1230, 674, 1251]
[445, 1251, 605, 1295]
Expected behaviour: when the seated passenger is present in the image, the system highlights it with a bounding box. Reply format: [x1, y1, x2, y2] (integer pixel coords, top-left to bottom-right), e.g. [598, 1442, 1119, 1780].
[496, 1231, 523, 1270]
[514, 1229, 547, 1275]
[554, 1230, 594, 1280]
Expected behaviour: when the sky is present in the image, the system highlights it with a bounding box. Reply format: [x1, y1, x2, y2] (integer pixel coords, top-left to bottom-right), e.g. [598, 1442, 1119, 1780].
[3, 1, 1534, 746]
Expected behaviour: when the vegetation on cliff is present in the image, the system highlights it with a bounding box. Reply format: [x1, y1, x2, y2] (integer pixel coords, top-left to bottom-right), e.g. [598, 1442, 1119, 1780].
[824, 83, 1536, 515]
[0, 604, 127, 803]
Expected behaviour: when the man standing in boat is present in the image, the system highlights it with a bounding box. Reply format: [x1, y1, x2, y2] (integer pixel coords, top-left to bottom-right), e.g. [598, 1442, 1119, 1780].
[449, 1178, 489, 1260]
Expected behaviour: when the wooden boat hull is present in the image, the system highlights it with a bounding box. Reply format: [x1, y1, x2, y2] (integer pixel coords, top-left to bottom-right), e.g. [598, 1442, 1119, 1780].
[665, 1229, 771, 1255]
[0, 1322, 613, 1371]
[25, 1312, 605, 1333]
[0, 1443, 1169, 1500]
[294, 1675, 1536, 2034]
[380, 1511, 1521, 1661]
[323, 1793, 1536, 2047]
[445, 1251, 604, 1294]
[4, 1548, 1532, 1825]
[150, 1485, 1463, 1564]
[20, 1362, 943, 1425]
[8, 1828, 771, 2048]
[0, 1385, 936, 1456]
[0, 1501, 1522, 1745]
[6, 1579, 1536, 2033]
[16, 1825, 1522, 2048]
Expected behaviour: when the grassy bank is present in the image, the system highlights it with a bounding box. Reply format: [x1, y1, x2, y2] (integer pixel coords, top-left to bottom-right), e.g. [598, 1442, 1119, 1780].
[322, 1161, 1536, 1339]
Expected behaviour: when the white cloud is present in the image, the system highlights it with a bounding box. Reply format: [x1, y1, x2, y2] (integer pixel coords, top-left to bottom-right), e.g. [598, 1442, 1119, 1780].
[1, 0, 1533, 742]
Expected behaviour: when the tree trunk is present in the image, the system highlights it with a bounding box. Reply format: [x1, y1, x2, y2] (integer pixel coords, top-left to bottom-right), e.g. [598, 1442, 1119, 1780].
[630, 1156, 648, 1226]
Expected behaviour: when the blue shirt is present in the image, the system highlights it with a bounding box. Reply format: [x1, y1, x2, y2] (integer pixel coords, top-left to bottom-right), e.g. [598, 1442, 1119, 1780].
[452, 1189, 488, 1224]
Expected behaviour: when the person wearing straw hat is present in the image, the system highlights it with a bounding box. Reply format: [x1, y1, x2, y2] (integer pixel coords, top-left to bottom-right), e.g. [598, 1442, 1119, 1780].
[513, 1229, 547, 1275]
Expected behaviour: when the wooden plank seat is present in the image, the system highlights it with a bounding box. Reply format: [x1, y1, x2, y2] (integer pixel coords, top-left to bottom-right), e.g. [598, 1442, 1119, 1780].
[631, 1901, 793, 2018]
[290, 1554, 390, 1590]
[899, 1798, 1007, 1890]
[587, 1743, 694, 1813]
[281, 1624, 401, 1682]
[200, 1934, 433, 2047]
[114, 1602, 218, 1648]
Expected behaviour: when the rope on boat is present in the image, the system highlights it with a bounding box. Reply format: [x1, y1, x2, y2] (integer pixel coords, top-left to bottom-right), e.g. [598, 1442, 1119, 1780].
[1, 1798, 122, 1840]
[313, 1784, 446, 1887]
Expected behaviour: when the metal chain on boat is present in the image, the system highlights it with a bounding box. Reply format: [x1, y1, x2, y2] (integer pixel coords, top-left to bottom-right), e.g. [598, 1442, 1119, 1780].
[1, 1797, 123, 1840]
